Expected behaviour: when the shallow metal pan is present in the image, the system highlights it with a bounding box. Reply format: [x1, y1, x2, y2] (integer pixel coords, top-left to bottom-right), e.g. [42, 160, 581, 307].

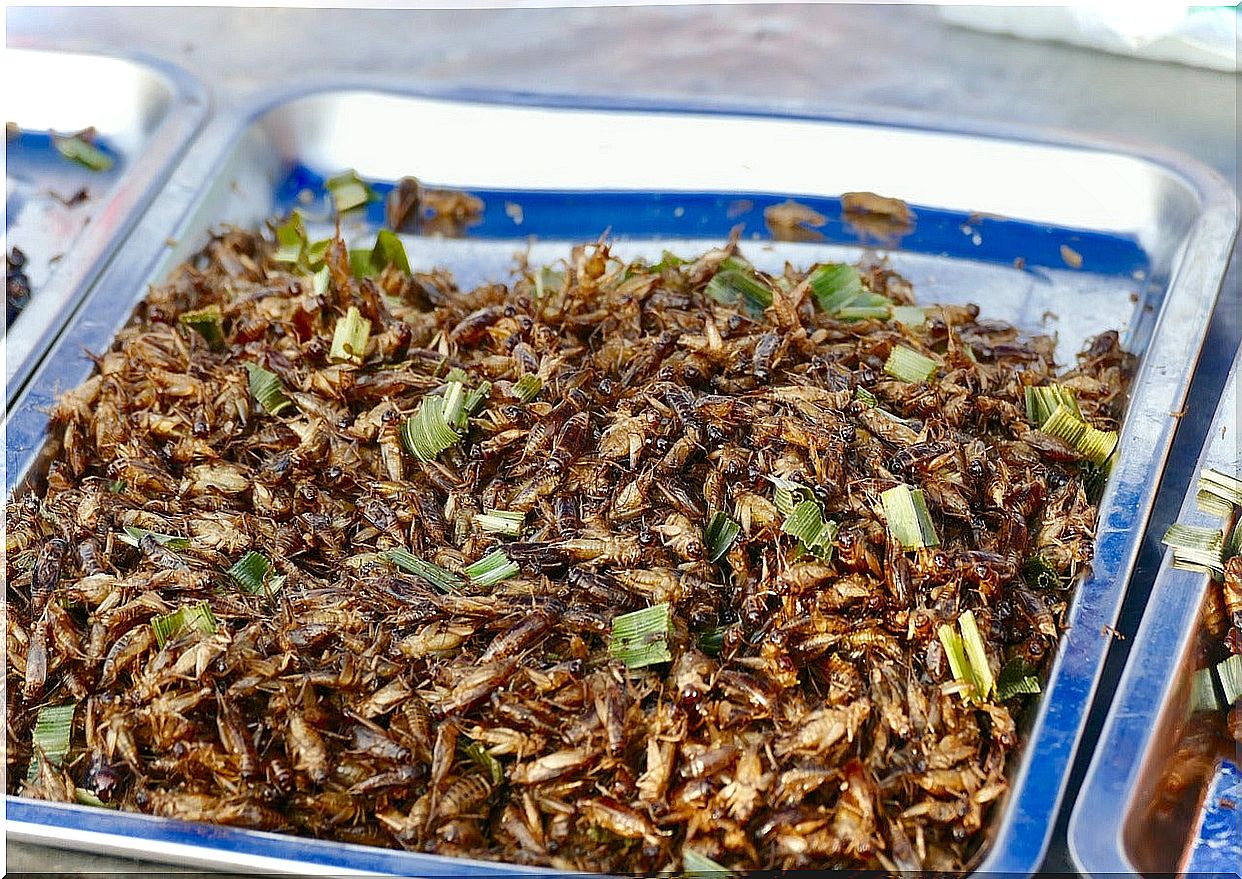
[4, 45, 208, 403]
[5, 83, 1238, 876]
[1069, 348, 1241, 876]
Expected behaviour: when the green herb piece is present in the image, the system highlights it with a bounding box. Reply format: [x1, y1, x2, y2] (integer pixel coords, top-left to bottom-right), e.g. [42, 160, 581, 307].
[1080, 460, 1110, 503]
[74, 787, 115, 808]
[837, 304, 892, 321]
[704, 512, 741, 563]
[473, 509, 525, 537]
[1189, 666, 1220, 713]
[891, 306, 927, 327]
[461, 381, 492, 425]
[370, 229, 412, 275]
[697, 626, 727, 657]
[855, 387, 879, 408]
[325, 169, 377, 213]
[1197, 467, 1242, 517]
[768, 475, 812, 517]
[1024, 385, 1080, 428]
[958, 610, 994, 701]
[464, 549, 520, 588]
[349, 248, 375, 279]
[312, 265, 331, 295]
[118, 526, 189, 551]
[328, 306, 372, 365]
[227, 551, 273, 594]
[179, 306, 225, 352]
[401, 382, 467, 462]
[1162, 523, 1225, 578]
[881, 484, 940, 549]
[996, 658, 1042, 701]
[383, 547, 463, 593]
[938, 623, 972, 700]
[1227, 517, 1242, 560]
[445, 367, 470, 384]
[463, 740, 505, 786]
[533, 266, 564, 299]
[683, 848, 731, 876]
[609, 603, 673, 669]
[706, 270, 774, 316]
[28, 704, 75, 782]
[1041, 405, 1118, 466]
[807, 263, 864, 313]
[781, 499, 838, 559]
[883, 345, 938, 384]
[55, 135, 112, 171]
[718, 254, 753, 273]
[244, 363, 292, 415]
[1218, 654, 1242, 707]
[273, 212, 309, 264]
[1021, 555, 1060, 591]
[652, 250, 686, 273]
[151, 600, 217, 648]
[513, 374, 542, 404]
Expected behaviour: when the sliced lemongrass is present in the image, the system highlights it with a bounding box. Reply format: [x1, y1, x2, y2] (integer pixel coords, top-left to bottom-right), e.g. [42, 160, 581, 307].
[881, 484, 939, 550]
[697, 626, 727, 657]
[1197, 489, 1236, 519]
[891, 305, 927, 327]
[118, 526, 189, 551]
[349, 248, 375, 279]
[401, 392, 463, 462]
[768, 475, 811, 517]
[883, 345, 938, 384]
[1021, 555, 1060, 590]
[227, 551, 273, 594]
[273, 212, 308, 264]
[704, 512, 741, 563]
[1024, 384, 1080, 428]
[463, 740, 505, 785]
[151, 600, 217, 648]
[325, 169, 377, 213]
[609, 603, 673, 669]
[855, 386, 879, 408]
[1198, 467, 1242, 515]
[473, 510, 525, 537]
[533, 266, 564, 299]
[1227, 517, 1242, 560]
[706, 270, 774, 315]
[328, 306, 371, 365]
[958, 610, 994, 701]
[838, 305, 892, 321]
[1218, 654, 1242, 707]
[938, 624, 972, 699]
[995, 658, 1041, 701]
[461, 381, 491, 424]
[513, 374, 542, 403]
[55, 135, 112, 171]
[383, 547, 463, 593]
[312, 265, 331, 295]
[807, 263, 864, 313]
[1041, 405, 1118, 465]
[683, 848, 731, 876]
[370, 229, 411, 275]
[244, 363, 292, 415]
[1162, 523, 1225, 578]
[1189, 666, 1220, 713]
[652, 250, 686, 273]
[30, 704, 75, 773]
[179, 306, 225, 352]
[464, 549, 519, 588]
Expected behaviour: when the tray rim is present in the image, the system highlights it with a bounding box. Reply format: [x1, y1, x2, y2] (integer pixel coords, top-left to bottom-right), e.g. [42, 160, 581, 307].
[4, 41, 210, 405]
[5, 80, 1239, 878]
[1068, 348, 1242, 877]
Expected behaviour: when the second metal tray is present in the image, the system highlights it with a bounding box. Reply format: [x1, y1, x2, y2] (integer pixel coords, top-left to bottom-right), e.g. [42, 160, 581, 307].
[4, 45, 208, 404]
[5, 83, 1238, 876]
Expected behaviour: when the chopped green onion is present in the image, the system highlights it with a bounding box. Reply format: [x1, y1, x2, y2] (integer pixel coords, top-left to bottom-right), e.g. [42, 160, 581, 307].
[179, 306, 225, 352]
[958, 610, 994, 701]
[891, 306, 927, 327]
[328, 306, 371, 365]
[513, 374, 542, 404]
[706, 270, 774, 316]
[227, 551, 273, 594]
[464, 549, 520, 588]
[1197, 467, 1242, 517]
[704, 512, 741, 563]
[370, 229, 412, 275]
[883, 345, 938, 384]
[325, 169, 377, 213]
[55, 135, 112, 171]
[401, 383, 467, 462]
[118, 526, 189, 551]
[881, 484, 940, 550]
[781, 499, 838, 559]
[683, 848, 731, 876]
[1162, 523, 1225, 578]
[807, 263, 864, 313]
[1189, 667, 1220, 713]
[609, 604, 673, 669]
[244, 363, 292, 415]
[1041, 405, 1118, 465]
[273, 212, 309, 264]
[1024, 385, 1080, 429]
[28, 704, 75, 781]
[473, 510, 525, 537]
[383, 547, 463, 593]
[463, 740, 505, 786]
[151, 600, 217, 648]
[1218, 654, 1242, 707]
[1021, 555, 1060, 591]
[855, 387, 879, 408]
[697, 626, 727, 657]
[996, 658, 1042, 701]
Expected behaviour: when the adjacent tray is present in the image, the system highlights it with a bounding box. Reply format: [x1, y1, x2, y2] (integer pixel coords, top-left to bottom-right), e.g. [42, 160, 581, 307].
[4, 45, 208, 403]
[6, 83, 1238, 876]
[1069, 348, 1241, 876]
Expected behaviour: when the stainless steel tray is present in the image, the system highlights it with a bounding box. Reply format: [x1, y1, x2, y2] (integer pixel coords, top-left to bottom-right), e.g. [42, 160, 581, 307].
[1069, 349, 1241, 876]
[4, 45, 208, 404]
[6, 83, 1238, 877]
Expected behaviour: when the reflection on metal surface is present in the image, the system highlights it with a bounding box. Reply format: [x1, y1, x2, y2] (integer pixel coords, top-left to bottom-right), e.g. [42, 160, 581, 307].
[3, 47, 207, 403]
[5, 85, 1238, 878]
